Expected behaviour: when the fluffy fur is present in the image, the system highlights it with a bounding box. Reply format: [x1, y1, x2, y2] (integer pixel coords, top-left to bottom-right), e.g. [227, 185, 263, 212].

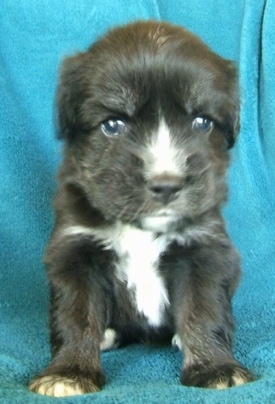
[29, 20, 254, 397]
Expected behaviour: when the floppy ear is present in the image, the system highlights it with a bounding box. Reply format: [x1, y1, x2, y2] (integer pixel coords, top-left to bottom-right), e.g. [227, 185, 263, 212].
[224, 62, 240, 149]
[225, 103, 240, 149]
[56, 53, 90, 141]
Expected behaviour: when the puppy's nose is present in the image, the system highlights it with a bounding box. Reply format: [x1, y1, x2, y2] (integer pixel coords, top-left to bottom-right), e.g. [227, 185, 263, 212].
[149, 175, 182, 205]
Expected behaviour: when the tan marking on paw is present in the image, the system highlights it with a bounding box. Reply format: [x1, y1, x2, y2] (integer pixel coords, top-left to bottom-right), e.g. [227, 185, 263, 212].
[232, 373, 250, 386]
[214, 380, 230, 390]
[210, 369, 253, 389]
[29, 376, 88, 397]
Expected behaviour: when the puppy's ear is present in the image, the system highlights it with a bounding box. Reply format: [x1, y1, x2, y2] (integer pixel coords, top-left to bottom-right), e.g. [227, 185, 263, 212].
[225, 103, 240, 149]
[56, 53, 90, 141]
[224, 62, 240, 149]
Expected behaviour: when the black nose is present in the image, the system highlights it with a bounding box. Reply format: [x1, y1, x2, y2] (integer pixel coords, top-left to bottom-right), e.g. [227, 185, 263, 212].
[149, 175, 182, 205]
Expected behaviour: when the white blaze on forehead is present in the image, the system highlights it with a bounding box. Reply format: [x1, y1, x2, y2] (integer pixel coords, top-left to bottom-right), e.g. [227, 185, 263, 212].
[149, 119, 181, 175]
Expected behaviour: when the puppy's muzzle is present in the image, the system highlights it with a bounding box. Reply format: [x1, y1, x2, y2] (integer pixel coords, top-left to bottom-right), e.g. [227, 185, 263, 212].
[149, 174, 183, 205]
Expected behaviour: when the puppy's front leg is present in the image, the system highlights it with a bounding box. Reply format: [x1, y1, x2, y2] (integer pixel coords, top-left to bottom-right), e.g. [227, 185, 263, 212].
[29, 236, 114, 397]
[172, 241, 254, 389]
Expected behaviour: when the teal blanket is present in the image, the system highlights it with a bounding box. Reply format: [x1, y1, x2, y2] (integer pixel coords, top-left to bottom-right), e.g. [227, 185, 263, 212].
[0, 1, 274, 402]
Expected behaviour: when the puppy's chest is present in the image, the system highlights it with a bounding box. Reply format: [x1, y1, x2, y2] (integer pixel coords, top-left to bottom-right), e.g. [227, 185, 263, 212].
[111, 226, 171, 327]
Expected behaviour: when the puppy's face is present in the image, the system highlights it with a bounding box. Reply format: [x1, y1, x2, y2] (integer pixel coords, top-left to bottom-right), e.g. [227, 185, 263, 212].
[58, 21, 239, 232]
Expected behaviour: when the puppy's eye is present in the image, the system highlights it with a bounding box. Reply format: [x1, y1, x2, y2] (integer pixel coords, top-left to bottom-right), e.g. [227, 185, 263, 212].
[101, 119, 125, 137]
[192, 116, 213, 133]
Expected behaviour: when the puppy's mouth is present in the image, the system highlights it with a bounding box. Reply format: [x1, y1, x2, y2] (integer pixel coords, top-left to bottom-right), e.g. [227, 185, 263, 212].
[141, 210, 181, 233]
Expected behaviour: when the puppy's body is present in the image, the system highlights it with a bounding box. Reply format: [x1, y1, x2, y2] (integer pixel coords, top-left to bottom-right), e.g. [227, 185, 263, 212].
[30, 21, 254, 396]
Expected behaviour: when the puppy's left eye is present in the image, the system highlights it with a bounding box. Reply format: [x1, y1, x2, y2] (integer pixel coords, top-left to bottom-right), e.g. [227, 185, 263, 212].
[101, 119, 126, 137]
[192, 116, 213, 133]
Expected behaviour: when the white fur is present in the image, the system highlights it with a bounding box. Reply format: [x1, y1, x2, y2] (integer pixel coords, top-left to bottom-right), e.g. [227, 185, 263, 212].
[100, 328, 117, 351]
[61, 225, 96, 237]
[148, 119, 181, 176]
[172, 333, 182, 350]
[142, 214, 179, 233]
[59, 225, 112, 250]
[113, 225, 170, 326]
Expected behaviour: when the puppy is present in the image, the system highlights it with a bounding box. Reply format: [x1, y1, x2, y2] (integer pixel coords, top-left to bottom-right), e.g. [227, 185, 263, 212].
[29, 20, 254, 396]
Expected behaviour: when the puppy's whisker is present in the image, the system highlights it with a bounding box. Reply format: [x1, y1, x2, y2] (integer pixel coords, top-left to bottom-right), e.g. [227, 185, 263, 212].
[130, 200, 150, 223]
[116, 194, 145, 221]
[108, 166, 129, 179]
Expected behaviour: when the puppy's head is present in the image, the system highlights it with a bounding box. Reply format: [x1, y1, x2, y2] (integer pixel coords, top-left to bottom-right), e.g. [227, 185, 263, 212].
[57, 21, 239, 232]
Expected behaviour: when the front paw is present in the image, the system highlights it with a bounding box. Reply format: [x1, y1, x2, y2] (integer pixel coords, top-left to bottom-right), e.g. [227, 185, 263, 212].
[181, 362, 255, 389]
[29, 371, 105, 397]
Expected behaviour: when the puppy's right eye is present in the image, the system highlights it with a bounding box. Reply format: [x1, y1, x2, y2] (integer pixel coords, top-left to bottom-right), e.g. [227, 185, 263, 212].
[192, 116, 213, 133]
[101, 119, 125, 137]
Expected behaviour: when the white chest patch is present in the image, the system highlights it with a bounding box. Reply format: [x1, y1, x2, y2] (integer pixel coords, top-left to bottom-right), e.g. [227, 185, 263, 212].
[112, 225, 170, 327]
[59, 223, 172, 326]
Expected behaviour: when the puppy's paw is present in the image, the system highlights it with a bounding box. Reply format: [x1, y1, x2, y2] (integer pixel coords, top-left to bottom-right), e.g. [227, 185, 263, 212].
[181, 362, 255, 389]
[29, 373, 104, 397]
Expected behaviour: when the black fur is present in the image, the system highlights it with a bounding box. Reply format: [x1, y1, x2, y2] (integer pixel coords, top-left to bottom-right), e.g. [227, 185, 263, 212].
[29, 21, 254, 397]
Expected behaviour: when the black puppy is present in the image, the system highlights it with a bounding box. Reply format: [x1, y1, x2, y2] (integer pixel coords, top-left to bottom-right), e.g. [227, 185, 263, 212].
[29, 20, 254, 396]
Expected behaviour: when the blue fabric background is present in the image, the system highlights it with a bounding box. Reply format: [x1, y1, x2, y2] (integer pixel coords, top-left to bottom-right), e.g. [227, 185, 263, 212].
[0, 0, 274, 402]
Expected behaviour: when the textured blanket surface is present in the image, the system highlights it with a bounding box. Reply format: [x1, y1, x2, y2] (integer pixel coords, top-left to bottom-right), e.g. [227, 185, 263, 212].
[0, 0, 274, 402]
